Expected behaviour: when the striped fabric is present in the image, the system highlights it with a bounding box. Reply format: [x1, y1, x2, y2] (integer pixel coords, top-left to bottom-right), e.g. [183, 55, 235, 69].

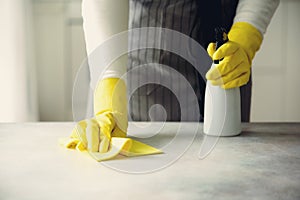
[127, 0, 251, 122]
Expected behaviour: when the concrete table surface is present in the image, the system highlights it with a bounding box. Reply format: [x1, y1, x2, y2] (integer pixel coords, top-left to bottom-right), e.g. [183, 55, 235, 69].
[0, 122, 299, 200]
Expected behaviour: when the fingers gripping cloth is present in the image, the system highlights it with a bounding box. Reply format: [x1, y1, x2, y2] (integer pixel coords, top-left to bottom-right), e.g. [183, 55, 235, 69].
[58, 118, 162, 161]
[59, 78, 162, 161]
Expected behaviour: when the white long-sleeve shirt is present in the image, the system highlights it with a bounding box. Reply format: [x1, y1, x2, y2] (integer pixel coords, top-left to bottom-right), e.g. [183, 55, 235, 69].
[234, 0, 279, 35]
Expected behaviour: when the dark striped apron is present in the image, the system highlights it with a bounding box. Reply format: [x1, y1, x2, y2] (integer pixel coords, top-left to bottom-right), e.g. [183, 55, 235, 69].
[127, 0, 251, 122]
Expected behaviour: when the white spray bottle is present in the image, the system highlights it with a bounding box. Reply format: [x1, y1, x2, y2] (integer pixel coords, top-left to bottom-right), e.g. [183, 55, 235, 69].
[203, 27, 241, 136]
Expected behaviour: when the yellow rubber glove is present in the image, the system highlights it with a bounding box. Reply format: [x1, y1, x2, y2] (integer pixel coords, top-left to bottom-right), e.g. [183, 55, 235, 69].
[206, 22, 263, 89]
[59, 117, 162, 161]
[93, 78, 128, 152]
[59, 78, 162, 161]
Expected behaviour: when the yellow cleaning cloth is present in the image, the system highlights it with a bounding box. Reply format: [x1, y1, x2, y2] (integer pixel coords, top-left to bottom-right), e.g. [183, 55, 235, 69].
[59, 130, 163, 162]
[59, 78, 162, 161]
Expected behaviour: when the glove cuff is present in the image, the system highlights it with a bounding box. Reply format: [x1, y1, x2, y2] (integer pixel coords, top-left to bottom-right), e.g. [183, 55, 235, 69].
[228, 22, 263, 61]
[94, 78, 128, 134]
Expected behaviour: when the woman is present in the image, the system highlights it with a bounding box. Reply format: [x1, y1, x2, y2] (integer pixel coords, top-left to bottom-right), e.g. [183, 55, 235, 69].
[70, 0, 279, 153]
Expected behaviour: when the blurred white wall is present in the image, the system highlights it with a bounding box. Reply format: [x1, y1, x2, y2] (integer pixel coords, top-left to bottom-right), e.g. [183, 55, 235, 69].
[32, 0, 87, 121]
[251, 0, 300, 122]
[0, 0, 38, 122]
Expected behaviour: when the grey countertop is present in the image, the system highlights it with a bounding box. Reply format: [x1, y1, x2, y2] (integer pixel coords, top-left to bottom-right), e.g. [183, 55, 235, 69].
[0, 122, 299, 200]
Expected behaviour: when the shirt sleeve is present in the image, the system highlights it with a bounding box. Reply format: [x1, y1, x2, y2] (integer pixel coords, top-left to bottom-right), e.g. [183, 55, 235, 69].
[233, 0, 280, 35]
[82, 0, 129, 83]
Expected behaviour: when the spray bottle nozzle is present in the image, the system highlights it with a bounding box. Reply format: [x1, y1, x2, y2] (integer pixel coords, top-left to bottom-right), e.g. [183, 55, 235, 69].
[215, 27, 228, 49]
[214, 27, 228, 64]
